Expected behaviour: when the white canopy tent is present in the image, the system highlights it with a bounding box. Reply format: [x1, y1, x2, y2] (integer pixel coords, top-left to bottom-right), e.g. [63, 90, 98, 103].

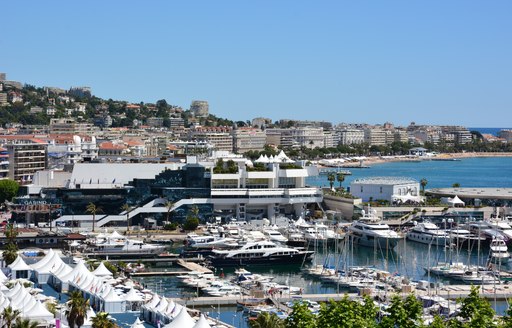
[8, 255, 32, 279]
[193, 315, 211, 328]
[163, 308, 195, 328]
[92, 262, 113, 277]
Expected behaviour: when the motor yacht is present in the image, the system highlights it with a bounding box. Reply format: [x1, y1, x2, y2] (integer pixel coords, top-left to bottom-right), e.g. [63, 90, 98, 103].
[207, 240, 314, 267]
[406, 222, 450, 246]
[489, 237, 510, 263]
[348, 209, 402, 249]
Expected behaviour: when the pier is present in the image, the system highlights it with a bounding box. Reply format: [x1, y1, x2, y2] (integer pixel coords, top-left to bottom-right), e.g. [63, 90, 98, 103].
[129, 260, 212, 276]
[171, 284, 512, 308]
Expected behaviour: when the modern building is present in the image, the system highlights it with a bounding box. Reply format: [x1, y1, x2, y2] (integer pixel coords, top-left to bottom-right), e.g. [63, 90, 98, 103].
[49, 118, 98, 135]
[350, 177, 420, 203]
[16, 154, 321, 229]
[189, 127, 233, 152]
[364, 128, 387, 146]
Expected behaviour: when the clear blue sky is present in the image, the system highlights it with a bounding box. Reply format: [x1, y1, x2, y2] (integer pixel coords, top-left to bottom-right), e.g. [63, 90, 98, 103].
[1, 1, 511, 127]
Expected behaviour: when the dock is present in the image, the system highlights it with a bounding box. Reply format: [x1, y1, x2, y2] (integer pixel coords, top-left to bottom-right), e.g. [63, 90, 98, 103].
[170, 284, 512, 308]
[177, 259, 212, 273]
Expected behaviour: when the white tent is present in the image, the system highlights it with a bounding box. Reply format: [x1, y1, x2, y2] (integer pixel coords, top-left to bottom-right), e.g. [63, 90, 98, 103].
[30, 249, 55, 271]
[101, 286, 125, 313]
[446, 195, 465, 207]
[8, 255, 32, 279]
[34, 251, 68, 284]
[109, 231, 125, 240]
[57, 259, 93, 292]
[0, 269, 9, 283]
[92, 262, 113, 277]
[193, 314, 211, 328]
[164, 308, 195, 328]
[6, 284, 54, 323]
[131, 318, 145, 328]
[124, 288, 144, 312]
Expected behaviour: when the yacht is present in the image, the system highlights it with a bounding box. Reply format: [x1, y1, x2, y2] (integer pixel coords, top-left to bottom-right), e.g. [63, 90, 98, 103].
[184, 234, 239, 250]
[489, 237, 510, 263]
[262, 228, 288, 244]
[448, 229, 488, 249]
[207, 240, 314, 267]
[86, 231, 166, 257]
[348, 209, 402, 249]
[406, 222, 450, 246]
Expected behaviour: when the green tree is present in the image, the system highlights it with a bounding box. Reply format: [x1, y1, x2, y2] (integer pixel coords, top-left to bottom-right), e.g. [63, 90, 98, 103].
[378, 294, 423, 328]
[0, 179, 19, 204]
[12, 318, 38, 328]
[120, 204, 132, 232]
[2, 224, 19, 265]
[91, 312, 117, 328]
[184, 206, 200, 231]
[327, 173, 335, 190]
[12, 317, 39, 328]
[420, 178, 428, 194]
[430, 315, 447, 328]
[456, 285, 496, 328]
[336, 172, 345, 190]
[66, 290, 89, 328]
[1, 306, 21, 328]
[452, 183, 461, 188]
[165, 200, 174, 223]
[285, 302, 316, 328]
[85, 203, 102, 232]
[250, 312, 284, 328]
[316, 296, 377, 328]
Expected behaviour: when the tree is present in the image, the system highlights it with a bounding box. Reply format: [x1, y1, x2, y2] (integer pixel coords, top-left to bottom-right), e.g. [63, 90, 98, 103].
[85, 203, 102, 232]
[183, 206, 200, 231]
[452, 182, 461, 188]
[12, 318, 38, 328]
[378, 294, 423, 328]
[91, 312, 117, 328]
[250, 312, 284, 328]
[327, 173, 335, 190]
[456, 285, 496, 328]
[1, 306, 21, 328]
[66, 290, 89, 328]
[336, 172, 345, 191]
[0, 179, 19, 204]
[120, 203, 132, 232]
[2, 224, 19, 265]
[165, 200, 174, 223]
[420, 178, 428, 194]
[285, 302, 316, 328]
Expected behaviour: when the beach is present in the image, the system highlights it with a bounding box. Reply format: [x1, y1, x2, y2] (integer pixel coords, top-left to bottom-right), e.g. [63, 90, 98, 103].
[346, 152, 512, 168]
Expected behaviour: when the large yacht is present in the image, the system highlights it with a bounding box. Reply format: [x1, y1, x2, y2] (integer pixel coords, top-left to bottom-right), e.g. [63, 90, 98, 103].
[207, 240, 314, 267]
[406, 222, 450, 246]
[86, 231, 167, 257]
[348, 209, 402, 249]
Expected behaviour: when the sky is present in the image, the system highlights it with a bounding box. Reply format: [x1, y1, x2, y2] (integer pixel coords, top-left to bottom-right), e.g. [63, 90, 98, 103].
[1, 1, 511, 127]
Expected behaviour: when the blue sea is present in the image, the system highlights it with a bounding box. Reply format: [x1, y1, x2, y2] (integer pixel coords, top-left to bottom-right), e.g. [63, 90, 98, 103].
[308, 157, 512, 190]
[470, 127, 511, 136]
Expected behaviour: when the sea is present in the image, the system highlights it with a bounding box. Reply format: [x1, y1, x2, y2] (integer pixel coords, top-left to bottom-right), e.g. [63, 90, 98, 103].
[130, 157, 512, 328]
[470, 127, 511, 136]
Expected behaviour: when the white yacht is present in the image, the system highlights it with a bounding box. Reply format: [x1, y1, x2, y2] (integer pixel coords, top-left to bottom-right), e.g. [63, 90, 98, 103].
[262, 228, 288, 244]
[348, 209, 402, 249]
[87, 231, 167, 256]
[489, 237, 510, 263]
[184, 234, 239, 250]
[207, 240, 314, 267]
[406, 222, 450, 246]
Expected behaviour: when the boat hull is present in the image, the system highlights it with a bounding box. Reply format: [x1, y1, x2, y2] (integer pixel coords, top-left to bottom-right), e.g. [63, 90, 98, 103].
[406, 233, 449, 246]
[351, 235, 401, 249]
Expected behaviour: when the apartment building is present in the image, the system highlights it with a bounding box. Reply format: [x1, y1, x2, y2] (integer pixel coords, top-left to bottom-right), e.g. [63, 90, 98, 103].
[338, 129, 365, 145]
[189, 127, 233, 152]
[232, 128, 266, 154]
[4, 138, 48, 184]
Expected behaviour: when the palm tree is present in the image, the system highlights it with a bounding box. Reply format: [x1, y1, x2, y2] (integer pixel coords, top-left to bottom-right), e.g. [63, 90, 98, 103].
[12, 318, 38, 328]
[452, 182, 461, 188]
[164, 200, 174, 223]
[91, 312, 117, 328]
[420, 178, 428, 194]
[85, 202, 102, 232]
[66, 290, 89, 328]
[336, 172, 345, 190]
[249, 312, 284, 328]
[327, 172, 335, 190]
[1, 306, 21, 328]
[120, 203, 132, 232]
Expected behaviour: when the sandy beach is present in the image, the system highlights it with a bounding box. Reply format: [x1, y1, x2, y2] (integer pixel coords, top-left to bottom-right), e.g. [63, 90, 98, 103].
[340, 152, 512, 167]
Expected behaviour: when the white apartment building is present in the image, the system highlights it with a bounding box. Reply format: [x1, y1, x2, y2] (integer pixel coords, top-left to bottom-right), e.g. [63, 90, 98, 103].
[232, 128, 266, 154]
[364, 128, 387, 146]
[339, 129, 365, 145]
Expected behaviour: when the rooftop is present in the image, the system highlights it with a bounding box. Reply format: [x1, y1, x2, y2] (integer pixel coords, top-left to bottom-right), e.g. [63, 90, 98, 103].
[351, 177, 418, 185]
[427, 187, 512, 200]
